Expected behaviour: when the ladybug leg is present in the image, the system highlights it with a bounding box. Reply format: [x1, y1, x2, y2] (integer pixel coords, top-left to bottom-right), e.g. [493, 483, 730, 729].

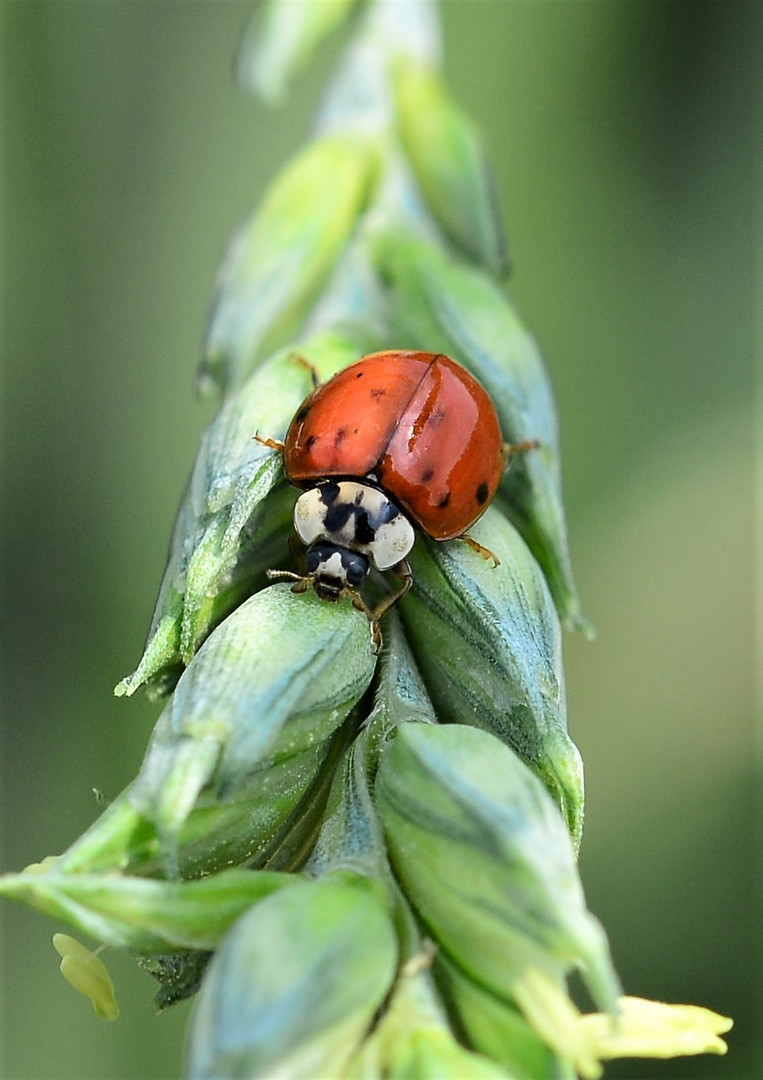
[501, 437, 540, 470]
[290, 353, 321, 389]
[370, 559, 413, 624]
[461, 535, 500, 568]
[348, 560, 414, 655]
[349, 591, 384, 654]
[254, 433, 285, 453]
[503, 437, 540, 456]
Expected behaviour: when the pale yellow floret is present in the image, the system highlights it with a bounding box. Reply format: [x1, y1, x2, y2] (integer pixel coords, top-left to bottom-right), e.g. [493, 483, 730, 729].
[512, 969, 733, 1076]
[52, 934, 119, 1021]
[20, 855, 60, 874]
[581, 996, 732, 1060]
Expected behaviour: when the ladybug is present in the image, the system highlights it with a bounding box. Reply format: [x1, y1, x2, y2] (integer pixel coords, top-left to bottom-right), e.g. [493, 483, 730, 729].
[258, 350, 535, 647]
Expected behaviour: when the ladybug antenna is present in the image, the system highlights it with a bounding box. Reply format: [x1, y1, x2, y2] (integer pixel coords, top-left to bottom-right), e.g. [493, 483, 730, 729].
[266, 568, 312, 595]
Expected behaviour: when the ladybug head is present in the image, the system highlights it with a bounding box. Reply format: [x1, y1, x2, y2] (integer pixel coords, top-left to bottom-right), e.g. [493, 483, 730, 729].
[305, 541, 369, 601]
[294, 481, 415, 577]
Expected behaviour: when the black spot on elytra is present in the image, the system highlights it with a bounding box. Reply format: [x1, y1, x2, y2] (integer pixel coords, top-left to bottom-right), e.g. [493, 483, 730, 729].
[295, 405, 310, 423]
[370, 387, 386, 400]
[437, 492, 451, 508]
[429, 409, 446, 425]
[305, 434, 319, 451]
[476, 482, 489, 505]
[355, 371, 364, 378]
[334, 427, 348, 447]
[421, 467, 435, 484]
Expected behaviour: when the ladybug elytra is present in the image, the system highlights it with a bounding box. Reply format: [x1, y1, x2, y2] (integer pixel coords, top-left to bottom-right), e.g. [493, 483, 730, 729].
[258, 350, 535, 647]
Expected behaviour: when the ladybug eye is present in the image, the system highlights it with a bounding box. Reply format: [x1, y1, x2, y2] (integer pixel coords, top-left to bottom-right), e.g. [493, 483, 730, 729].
[343, 552, 368, 588]
[305, 547, 322, 575]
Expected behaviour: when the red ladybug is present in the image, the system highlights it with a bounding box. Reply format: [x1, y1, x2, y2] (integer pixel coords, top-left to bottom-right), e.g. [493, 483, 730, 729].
[260, 350, 532, 643]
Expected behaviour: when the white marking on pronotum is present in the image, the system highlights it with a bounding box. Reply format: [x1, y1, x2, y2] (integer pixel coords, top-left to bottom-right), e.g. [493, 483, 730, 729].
[294, 481, 414, 571]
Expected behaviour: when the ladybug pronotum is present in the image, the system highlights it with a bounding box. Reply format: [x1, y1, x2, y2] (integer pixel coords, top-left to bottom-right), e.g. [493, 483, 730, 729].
[258, 350, 535, 647]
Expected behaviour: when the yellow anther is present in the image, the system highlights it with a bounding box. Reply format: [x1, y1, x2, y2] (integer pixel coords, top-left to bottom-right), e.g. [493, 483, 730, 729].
[52, 934, 119, 1021]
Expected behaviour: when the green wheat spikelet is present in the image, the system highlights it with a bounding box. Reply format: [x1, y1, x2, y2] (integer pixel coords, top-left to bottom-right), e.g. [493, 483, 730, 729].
[0, 2, 732, 1077]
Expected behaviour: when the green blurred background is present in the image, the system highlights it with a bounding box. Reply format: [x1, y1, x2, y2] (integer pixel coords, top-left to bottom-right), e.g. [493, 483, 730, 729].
[2, 2, 757, 1077]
